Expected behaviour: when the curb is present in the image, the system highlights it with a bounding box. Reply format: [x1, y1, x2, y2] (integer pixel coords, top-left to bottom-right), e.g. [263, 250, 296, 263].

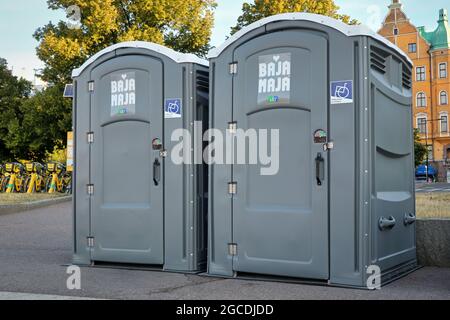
[0, 196, 72, 216]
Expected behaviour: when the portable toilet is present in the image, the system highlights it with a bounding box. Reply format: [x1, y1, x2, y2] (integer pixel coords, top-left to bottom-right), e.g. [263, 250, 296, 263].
[207, 13, 417, 288]
[72, 41, 209, 273]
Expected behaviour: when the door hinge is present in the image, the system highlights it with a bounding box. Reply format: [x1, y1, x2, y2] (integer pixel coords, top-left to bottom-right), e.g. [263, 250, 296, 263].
[228, 243, 238, 256]
[323, 141, 335, 151]
[87, 237, 95, 248]
[88, 81, 94, 92]
[228, 122, 237, 134]
[229, 62, 238, 75]
[228, 182, 237, 195]
[87, 184, 94, 196]
[87, 132, 94, 144]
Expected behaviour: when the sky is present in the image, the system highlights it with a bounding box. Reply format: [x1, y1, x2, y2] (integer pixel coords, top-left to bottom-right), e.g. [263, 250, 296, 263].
[0, 0, 449, 84]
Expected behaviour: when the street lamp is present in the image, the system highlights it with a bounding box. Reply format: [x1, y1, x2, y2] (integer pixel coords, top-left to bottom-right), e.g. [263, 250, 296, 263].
[424, 118, 443, 182]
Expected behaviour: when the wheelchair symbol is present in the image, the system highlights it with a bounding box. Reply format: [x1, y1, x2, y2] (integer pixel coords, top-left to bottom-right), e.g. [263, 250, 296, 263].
[335, 83, 351, 99]
[165, 99, 182, 118]
[166, 100, 181, 115]
[167, 102, 180, 114]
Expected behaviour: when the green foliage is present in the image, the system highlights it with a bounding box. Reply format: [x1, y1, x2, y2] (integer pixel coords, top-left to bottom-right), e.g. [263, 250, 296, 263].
[46, 146, 67, 164]
[1, 81, 70, 162]
[35, 0, 217, 84]
[9, 84, 72, 161]
[5, 0, 216, 163]
[231, 0, 358, 35]
[414, 129, 427, 167]
[0, 58, 32, 162]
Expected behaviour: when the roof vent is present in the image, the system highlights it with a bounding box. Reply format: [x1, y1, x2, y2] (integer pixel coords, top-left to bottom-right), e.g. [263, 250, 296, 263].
[370, 46, 389, 75]
[402, 64, 412, 90]
[196, 70, 209, 93]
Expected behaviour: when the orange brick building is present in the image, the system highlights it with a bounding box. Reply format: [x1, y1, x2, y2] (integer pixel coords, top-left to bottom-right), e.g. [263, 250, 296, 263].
[379, 0, 450, 176]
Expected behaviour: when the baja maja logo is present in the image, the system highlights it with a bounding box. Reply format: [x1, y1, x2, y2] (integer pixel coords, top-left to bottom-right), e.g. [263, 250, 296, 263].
[111, 72, 136, 116]
[258, 53, 291, 105]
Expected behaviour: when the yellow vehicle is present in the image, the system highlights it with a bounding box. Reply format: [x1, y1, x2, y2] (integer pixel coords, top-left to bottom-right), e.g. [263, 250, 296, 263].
[24, 162, 46, 193]
[1, 162, 26, 193]
[45, 162, 70, 193]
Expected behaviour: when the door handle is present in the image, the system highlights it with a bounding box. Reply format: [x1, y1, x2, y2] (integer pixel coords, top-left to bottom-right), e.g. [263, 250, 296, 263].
[153, 159, 161, 186]
[379, 216, 396, 231]
[404, 213, 416, 226]
[315, 153, 325, 186]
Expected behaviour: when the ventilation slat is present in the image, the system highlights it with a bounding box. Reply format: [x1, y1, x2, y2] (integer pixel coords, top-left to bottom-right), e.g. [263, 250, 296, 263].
[402, 64, 412, 89]
[196, 70, 209, 93]
[370, 46, 388, 75]
[371, 64, 386, 75]
[370, 52, 386, 64]
[370, 58, 386, 71]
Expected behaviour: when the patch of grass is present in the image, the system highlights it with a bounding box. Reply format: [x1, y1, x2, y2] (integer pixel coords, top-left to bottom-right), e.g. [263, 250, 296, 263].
[416, 193, 450, 219]
[0, 193, 65, 205]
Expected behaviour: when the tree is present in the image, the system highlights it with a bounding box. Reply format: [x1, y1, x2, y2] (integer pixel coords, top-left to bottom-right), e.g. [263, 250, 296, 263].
[0, 58, 32, 161]
[414, 129, 427, 167]
[35, 0, 217, 84]
[6, 84, 72, 161]
[23, 0, 216, 161]
[231, 0, 358, 35]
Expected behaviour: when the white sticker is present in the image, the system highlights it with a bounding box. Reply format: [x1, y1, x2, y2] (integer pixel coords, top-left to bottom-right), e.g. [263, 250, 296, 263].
[111, 72, 136, 116]
[258, 53, 291, 105]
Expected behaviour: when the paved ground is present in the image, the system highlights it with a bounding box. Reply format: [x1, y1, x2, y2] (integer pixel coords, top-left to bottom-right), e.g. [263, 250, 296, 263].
[415, 182, 450, 193]
[0, 202, 449, 300]
[0, 292, 99, 300]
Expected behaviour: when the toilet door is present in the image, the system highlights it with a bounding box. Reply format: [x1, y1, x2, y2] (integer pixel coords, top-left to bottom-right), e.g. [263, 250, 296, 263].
[232, 30, 329, 279]
[90, 55, 164, 265]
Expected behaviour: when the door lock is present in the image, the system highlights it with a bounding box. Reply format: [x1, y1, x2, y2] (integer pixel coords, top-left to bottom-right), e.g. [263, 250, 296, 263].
[323, 141, 334, 152]
[159, 150, 168, 158]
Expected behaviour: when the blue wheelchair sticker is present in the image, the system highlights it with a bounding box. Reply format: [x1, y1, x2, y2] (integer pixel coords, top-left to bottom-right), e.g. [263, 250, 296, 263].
[330, 80, 353, 105]
[165, 99, 182, 119]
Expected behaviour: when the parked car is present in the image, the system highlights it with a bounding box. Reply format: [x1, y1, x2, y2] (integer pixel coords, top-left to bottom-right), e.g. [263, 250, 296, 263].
[415, 164, 437, 180]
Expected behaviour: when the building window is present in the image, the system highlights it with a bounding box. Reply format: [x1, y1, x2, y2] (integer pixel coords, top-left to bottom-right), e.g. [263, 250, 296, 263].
[440, 91, 448, 105]
[417, 117, 427, 134]
[393, 27, 399, 35]
[439, 63, 447, 78]
[416, 66, 426, 81]
[416, 92, 427, 107]
[441, 114, 448, 133]
[408, 43, 417, 53]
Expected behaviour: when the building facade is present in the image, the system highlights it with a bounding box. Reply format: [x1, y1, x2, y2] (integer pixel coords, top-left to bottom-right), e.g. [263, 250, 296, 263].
[379, 0, 450, 177]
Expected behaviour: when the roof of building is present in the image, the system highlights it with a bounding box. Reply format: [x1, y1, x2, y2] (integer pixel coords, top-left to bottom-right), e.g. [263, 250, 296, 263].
[72, 41, 208, 78]
[418, 9, 450, 50]
[207, 12, 412, 64]
[383, 0, 409, 25]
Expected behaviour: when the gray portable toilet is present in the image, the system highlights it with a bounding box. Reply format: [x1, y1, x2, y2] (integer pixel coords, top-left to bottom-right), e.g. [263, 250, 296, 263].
[71, 41, 209, 273]
[207, 13, 417, 288]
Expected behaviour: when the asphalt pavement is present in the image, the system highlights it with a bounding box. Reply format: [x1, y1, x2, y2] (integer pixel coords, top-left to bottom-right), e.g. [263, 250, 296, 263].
[0, 202, 449, 300]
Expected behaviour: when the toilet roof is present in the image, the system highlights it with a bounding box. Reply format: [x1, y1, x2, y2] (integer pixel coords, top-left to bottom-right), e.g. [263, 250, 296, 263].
[208, 12, 412, 65]
[72, 41, 208, 78]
